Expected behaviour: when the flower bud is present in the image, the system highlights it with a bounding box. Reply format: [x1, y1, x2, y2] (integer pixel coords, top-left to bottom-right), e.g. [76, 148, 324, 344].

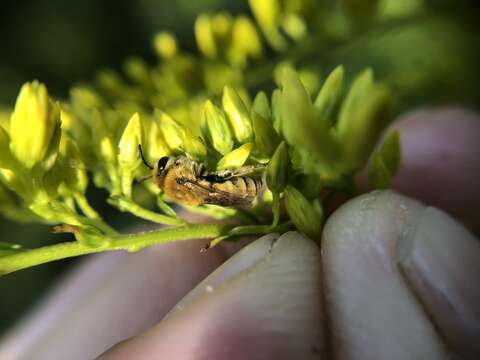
[91, 110, 116, 164]
[266, 141, 289, 193]
[118, 113, 144, 171]
[38, 119, 62, 172]
[60, 137, 88, 194]
[124, 57, 150, 85]
[314, 65, 344, 124]
[147, 119, 170, 163]
[195, 14, 217, 58]
[252, 91, 271, 120]
[217, 142, 253, 170]
[201, 100, 232, 155]
[271, 88, 282, 133]
[182, 130, 207, 161]
[249, 0, 286, 50]
[153, 31, 178, 59]
[156, 111, 185, 152]
[337, 69, 390, 171]
[368, 153, 390, 189]
[280, 68, 340, 171]
[379, 129, 401, 176]
[9, 81, 61, 169]
[230, 16, 263, 66]
[284, 185, 322, 239]
[222, 85, 253, 143]
[252, 111, 280, 159]
[0, 126, 15, 170]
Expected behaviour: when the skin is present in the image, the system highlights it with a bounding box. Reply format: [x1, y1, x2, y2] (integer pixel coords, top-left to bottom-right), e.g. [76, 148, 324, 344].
[0, 107, 479, 360]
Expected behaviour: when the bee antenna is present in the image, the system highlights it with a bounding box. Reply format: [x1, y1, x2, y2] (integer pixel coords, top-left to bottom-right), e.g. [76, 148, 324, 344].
[138, 144, 153, 170]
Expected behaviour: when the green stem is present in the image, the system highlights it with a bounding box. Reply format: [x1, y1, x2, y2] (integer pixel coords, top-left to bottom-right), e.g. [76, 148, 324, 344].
[108, 196, 186, 226]
[74, 194, 118, 236]
[271, 192, 280, 227]
[0, 224, 231, 275]
[74, 193, 101, 219]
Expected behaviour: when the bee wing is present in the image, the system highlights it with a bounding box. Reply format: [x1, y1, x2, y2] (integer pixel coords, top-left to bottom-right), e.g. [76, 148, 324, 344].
[206, 164, 266, 180]
[182, 179, 252, 207]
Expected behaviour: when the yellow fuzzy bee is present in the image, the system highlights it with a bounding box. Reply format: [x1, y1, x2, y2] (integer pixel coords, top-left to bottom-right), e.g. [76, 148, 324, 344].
[138, 145, 264, 206]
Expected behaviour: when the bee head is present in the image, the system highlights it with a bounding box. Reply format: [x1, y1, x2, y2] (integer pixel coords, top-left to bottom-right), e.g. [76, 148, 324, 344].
[155, 156, 170, 175]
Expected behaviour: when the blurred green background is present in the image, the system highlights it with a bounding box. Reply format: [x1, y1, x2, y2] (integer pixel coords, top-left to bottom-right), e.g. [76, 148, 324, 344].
[0, 0, 479, 336]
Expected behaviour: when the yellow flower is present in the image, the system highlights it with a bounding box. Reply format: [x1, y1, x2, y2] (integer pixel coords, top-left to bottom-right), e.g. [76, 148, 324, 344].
[9, 81, 61, 169]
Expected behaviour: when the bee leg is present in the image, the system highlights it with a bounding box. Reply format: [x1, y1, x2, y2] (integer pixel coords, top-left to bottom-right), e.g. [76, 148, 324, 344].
[196, 163, 206, 177]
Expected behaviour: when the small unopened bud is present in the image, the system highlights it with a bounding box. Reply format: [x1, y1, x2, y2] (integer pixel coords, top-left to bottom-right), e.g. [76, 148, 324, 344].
[368, 153, 390, 189]
[61, 137, 88, 194]
[118, 113, 144, 171]
[379, 129, 401, 176]
[183, 131, 207, 161]
[230, 16, 263, 66]
[9, 81, 61, 169]
[248, 0, 286, 50]
[195, 14, 217, 58]
[284, 185, 322, 239]
[124, 57, 150, 85]
[266, 141, 289, 193]
[217, 142, 253, 170]
[337, 69, 390, 171]
[156, 111, 184, 152]
[314, 65, 344, 124]
[222, 86, 252, 143]
[252, 111, 280, 159]
[202, 100, 233, 155]
[147, 119, 170, 163]
[0, 126, 15, 170]
[153, 31, 178, 59]
[280, 68, 339, 170]
[252, 91, 271, 120]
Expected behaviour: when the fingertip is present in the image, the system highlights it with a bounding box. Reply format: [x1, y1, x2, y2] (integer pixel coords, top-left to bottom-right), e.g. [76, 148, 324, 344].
[322, 191, 448, 359]
[102, 232, 325, 360]
[359, 107, 480, 229]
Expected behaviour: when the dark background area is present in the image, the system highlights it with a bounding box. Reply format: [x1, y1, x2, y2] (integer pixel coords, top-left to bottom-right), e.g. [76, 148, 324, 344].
[0, 0, 479, 337]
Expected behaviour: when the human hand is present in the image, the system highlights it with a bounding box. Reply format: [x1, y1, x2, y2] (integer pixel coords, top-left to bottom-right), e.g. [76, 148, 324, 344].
[1, 108, 479, 360]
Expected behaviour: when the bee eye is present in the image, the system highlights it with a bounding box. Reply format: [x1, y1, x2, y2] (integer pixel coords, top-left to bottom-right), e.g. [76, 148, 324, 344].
[157, 157, 169, 172]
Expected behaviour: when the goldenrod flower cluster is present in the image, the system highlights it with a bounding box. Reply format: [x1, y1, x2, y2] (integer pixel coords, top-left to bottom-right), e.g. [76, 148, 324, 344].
[0, 0, 400, 275]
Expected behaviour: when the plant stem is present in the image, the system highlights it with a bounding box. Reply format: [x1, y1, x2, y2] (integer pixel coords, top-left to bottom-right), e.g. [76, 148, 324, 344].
[0, 223, 231, 275]
[108, 196, 186, 226]
[74, 193, 118, 236]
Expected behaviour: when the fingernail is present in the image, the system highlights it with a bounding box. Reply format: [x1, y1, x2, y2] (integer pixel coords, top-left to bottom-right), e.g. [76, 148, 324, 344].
[398, 207, 480, 359]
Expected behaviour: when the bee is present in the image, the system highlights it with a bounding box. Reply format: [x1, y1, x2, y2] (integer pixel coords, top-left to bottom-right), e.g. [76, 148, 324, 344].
[138, 145, 265, 206]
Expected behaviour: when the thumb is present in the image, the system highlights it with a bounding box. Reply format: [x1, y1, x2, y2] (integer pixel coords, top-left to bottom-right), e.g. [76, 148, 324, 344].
[100, 232, 324, 360]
